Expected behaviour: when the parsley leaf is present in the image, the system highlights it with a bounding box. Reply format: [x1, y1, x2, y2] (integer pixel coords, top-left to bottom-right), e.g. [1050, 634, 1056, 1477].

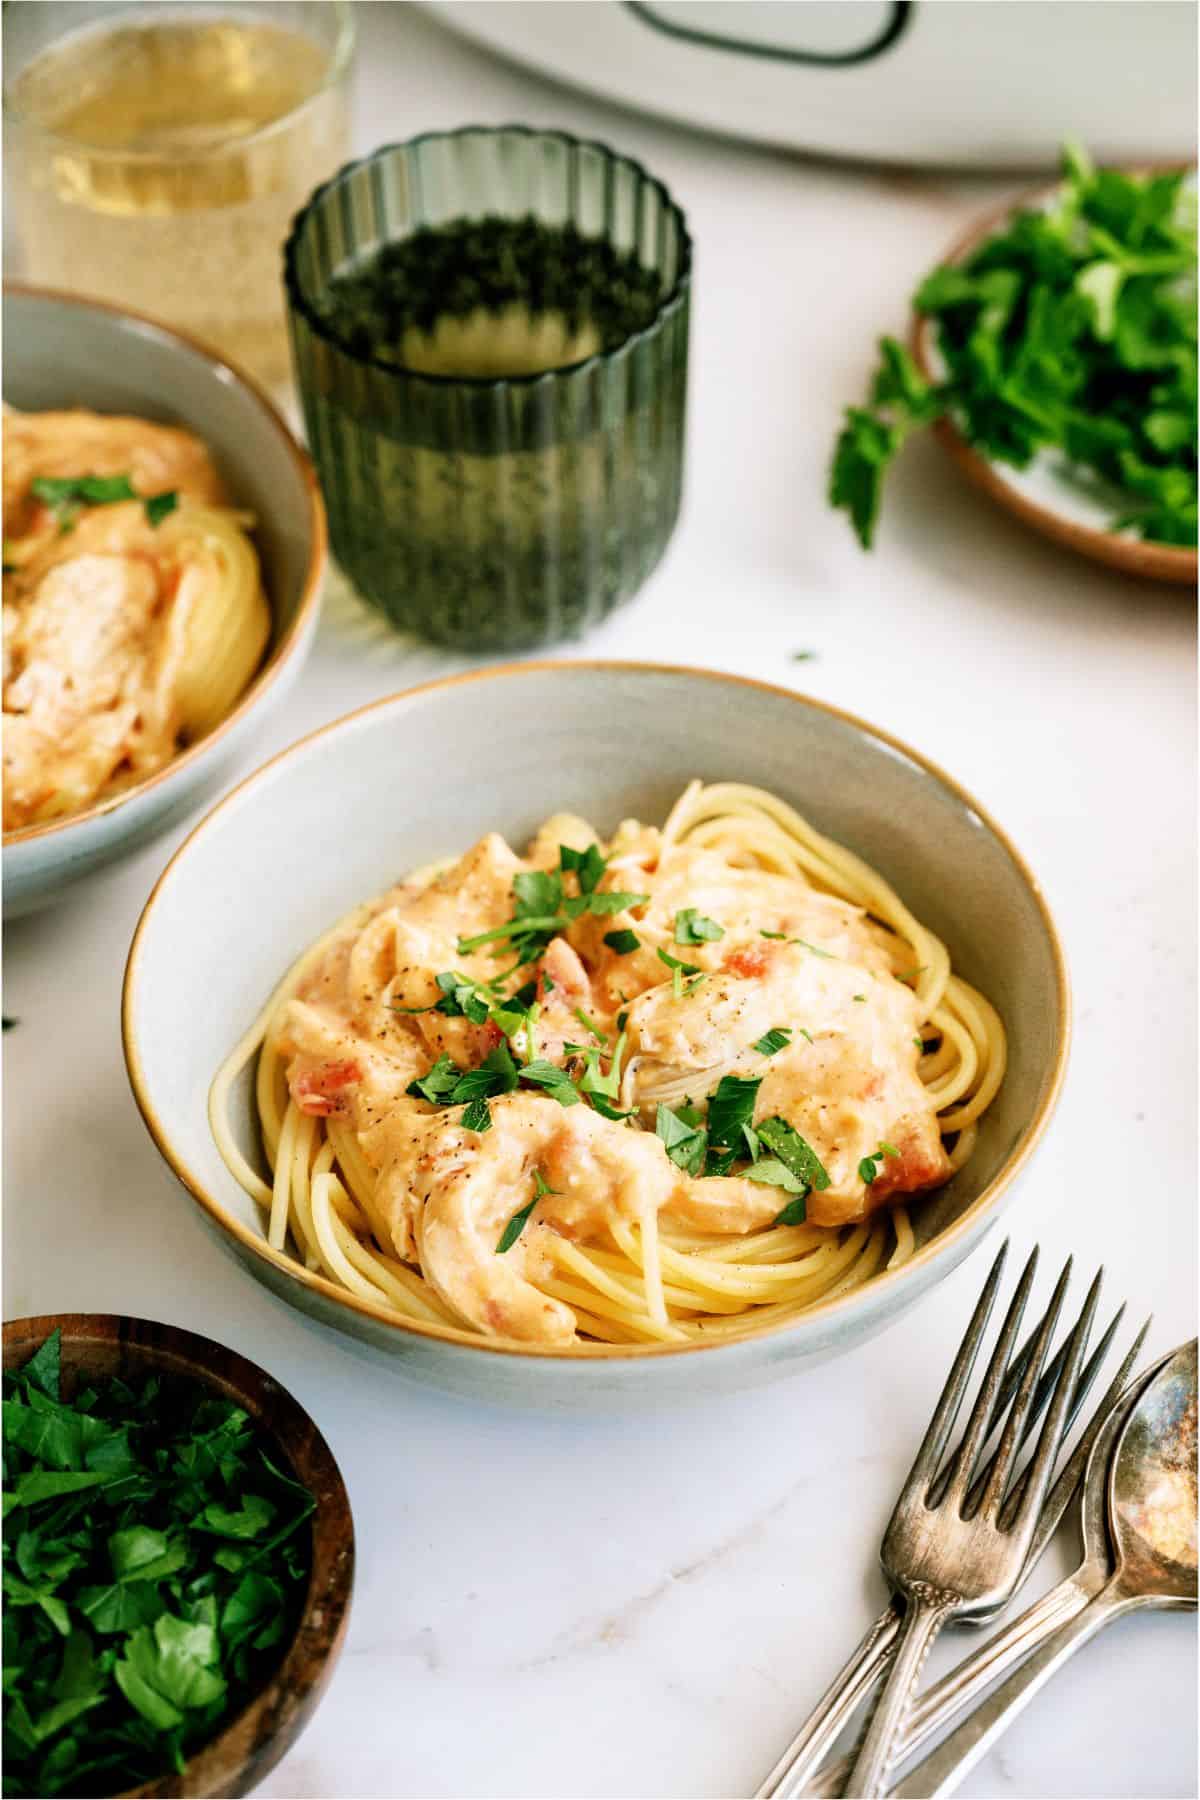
[859, 1141, 902, 1185]
[460, 1097, 492, 1133]
[745, 1158, 808, 1196]
[656, 946, 702, 999]
[705, 1075, 761, 1163]
[496, 1171, 557, 1253]
[755, 1117, 831, 1193]
[773, 1194, 809, 1227]
[558, 843, 607, 893]
[655, 1103, 708, 1177]
[673, 908, 725, 945]
[603, 929, 640, 954]
[752, 1028, 792, 1056]
[144, 491, 178, 528]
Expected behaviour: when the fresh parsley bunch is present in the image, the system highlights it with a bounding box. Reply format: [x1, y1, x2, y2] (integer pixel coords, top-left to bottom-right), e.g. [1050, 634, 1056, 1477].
[3, 1331, 314, 1798]
[832, 144, 1197, 550]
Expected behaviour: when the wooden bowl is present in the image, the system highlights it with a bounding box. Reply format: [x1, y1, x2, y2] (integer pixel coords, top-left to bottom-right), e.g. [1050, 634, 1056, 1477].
[2, 1315, 354, 1799]
[911, 175, 1198, 587]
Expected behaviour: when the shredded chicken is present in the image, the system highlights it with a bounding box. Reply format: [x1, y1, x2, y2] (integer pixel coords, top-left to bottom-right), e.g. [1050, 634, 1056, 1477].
[277, 822, 952, 1342]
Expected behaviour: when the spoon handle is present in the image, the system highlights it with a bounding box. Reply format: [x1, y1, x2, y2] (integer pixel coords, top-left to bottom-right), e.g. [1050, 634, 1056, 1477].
[802, 1569, 1098, 1797]
[888, 1578, 1135, 1798]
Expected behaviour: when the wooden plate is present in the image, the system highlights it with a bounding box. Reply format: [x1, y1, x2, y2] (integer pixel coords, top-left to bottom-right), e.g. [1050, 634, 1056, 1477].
[911, 175, 1198, 586]
[3, 1315, 354, 1800]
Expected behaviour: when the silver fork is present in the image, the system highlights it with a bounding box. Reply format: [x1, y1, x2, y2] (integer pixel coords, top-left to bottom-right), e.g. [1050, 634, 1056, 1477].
[759, 1310, 1151, 1800]
[838, 1242, 1100, 1799]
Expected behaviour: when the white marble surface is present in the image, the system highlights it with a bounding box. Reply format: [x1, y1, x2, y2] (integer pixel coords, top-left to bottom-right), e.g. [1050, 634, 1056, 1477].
[4, 6, 1197, 1797]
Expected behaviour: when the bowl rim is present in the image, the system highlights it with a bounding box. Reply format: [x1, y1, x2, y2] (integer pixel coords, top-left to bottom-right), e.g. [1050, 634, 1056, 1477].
[122, 659, 1073, 1364]
[282, 121, 693, 392]
[2, 282, 329, 849]
[2, 1311, 354, 1798]
[910, 165, 1198, 586]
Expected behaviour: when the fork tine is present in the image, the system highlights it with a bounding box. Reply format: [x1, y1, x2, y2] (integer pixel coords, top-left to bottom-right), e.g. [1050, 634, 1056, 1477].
[971, 1255, 1073, 1518]
[1006, 1265, 1103, 1532]
[977, 1259, 1090, 1525]
[965, 1300, 1126, 1517]
[905, 1241, 1008, 1494]
[940, 1247, 1039, 1510]
[1010, 1311, 1152, 1547]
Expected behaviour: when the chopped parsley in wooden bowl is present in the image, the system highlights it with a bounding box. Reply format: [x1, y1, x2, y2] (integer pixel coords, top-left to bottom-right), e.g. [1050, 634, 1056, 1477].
[2, 1316, 353, 1799]
[832, 145, 1197, 581]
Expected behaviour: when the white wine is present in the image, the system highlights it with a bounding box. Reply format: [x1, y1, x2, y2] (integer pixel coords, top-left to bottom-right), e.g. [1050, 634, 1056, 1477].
[8, 12, 351, 387]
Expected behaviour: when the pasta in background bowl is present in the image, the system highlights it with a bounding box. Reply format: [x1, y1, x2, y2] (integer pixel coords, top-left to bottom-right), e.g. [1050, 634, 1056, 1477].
[123, 664, 1069, 1409]
[3, 287, 325, 917]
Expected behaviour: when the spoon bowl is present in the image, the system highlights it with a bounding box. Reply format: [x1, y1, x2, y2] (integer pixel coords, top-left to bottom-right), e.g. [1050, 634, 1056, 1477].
[1109, 1339, 1198, 1601]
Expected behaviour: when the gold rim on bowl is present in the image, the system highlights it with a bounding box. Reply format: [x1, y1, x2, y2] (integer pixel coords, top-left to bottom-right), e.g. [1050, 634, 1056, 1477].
[2, 282, 329, 849]
[910, 169, 1198, 587]
[122, 661, 1072, 1362]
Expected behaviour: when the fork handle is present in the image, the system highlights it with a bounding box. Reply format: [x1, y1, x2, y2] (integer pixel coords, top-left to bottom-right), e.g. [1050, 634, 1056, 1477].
[755, 1603, 902, 1798]
[889, 1578, 1138, 1797]
[803, 1571, 1098, 1796]
[841, 1585, 960, 1798]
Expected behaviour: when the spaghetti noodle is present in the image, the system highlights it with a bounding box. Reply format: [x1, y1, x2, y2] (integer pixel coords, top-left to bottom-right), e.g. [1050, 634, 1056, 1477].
[210, 782, 1006, 1347]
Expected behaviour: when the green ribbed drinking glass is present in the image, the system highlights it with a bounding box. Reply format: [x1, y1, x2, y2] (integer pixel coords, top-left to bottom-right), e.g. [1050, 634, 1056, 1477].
[284, 125, 691, 650]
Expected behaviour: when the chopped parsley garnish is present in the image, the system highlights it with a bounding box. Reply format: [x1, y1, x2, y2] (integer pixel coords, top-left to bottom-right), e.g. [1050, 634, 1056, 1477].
[673, 908, 725, 945]
[2, 1330, 314, 1797]
[144, 491, 179, 528]
[752, 1028, 792, 1056]
[406, 1043, 520, 1108]
[757, 931, 833, 957]
[558, 842, 607, 892]
[798, 1027, 814, 1044]
[603, 929, 640, 954]
[755, 1117, 831, 1197]
[517, 1060, 580, 1107]
[792, 649, 818, 662]
[496, 1171, 557, 1254]
[772, 1194, 810, 1227]
[31, 473, 138, 534]
[746, 1159, 808, 1197]
[456, 846, 647, 962]
[705, 1075, 761, 1166]
[460, 1097, 493, 1133]
[859, 1142, 901, 1185]
[571, 1006, 607, 1043]
[655, 1103, 708, 1177]
[832, 146, 1198, 552]
[656, 946, 702, 999]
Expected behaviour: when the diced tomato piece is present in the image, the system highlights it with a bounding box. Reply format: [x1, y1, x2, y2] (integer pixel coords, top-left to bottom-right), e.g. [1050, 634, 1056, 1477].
[291, 1059, 361, 1117]
[724, 944, 769, 979]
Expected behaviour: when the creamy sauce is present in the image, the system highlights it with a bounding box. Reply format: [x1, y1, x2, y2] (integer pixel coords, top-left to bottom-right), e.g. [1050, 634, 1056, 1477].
[279, 822, 950, 1343]
[2, 410, 270, 831]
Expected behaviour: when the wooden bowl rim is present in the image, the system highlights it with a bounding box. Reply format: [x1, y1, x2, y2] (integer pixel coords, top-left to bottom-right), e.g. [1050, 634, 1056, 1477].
[910, 167, 1198, 586]
[3, 1313, 354, 1799]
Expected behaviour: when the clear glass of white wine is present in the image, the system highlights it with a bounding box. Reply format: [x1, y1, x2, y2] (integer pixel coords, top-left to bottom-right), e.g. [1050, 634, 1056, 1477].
[3, 1, 355, 391]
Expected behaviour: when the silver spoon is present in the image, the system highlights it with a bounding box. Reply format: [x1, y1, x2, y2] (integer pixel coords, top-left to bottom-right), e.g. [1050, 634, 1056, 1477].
[891, 1339, 1198, 1798]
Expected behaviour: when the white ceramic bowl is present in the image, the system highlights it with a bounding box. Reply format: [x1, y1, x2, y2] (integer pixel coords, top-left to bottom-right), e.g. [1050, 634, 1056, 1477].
[3, 287, 326, 916]
[123, 664, 1070, 1410]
